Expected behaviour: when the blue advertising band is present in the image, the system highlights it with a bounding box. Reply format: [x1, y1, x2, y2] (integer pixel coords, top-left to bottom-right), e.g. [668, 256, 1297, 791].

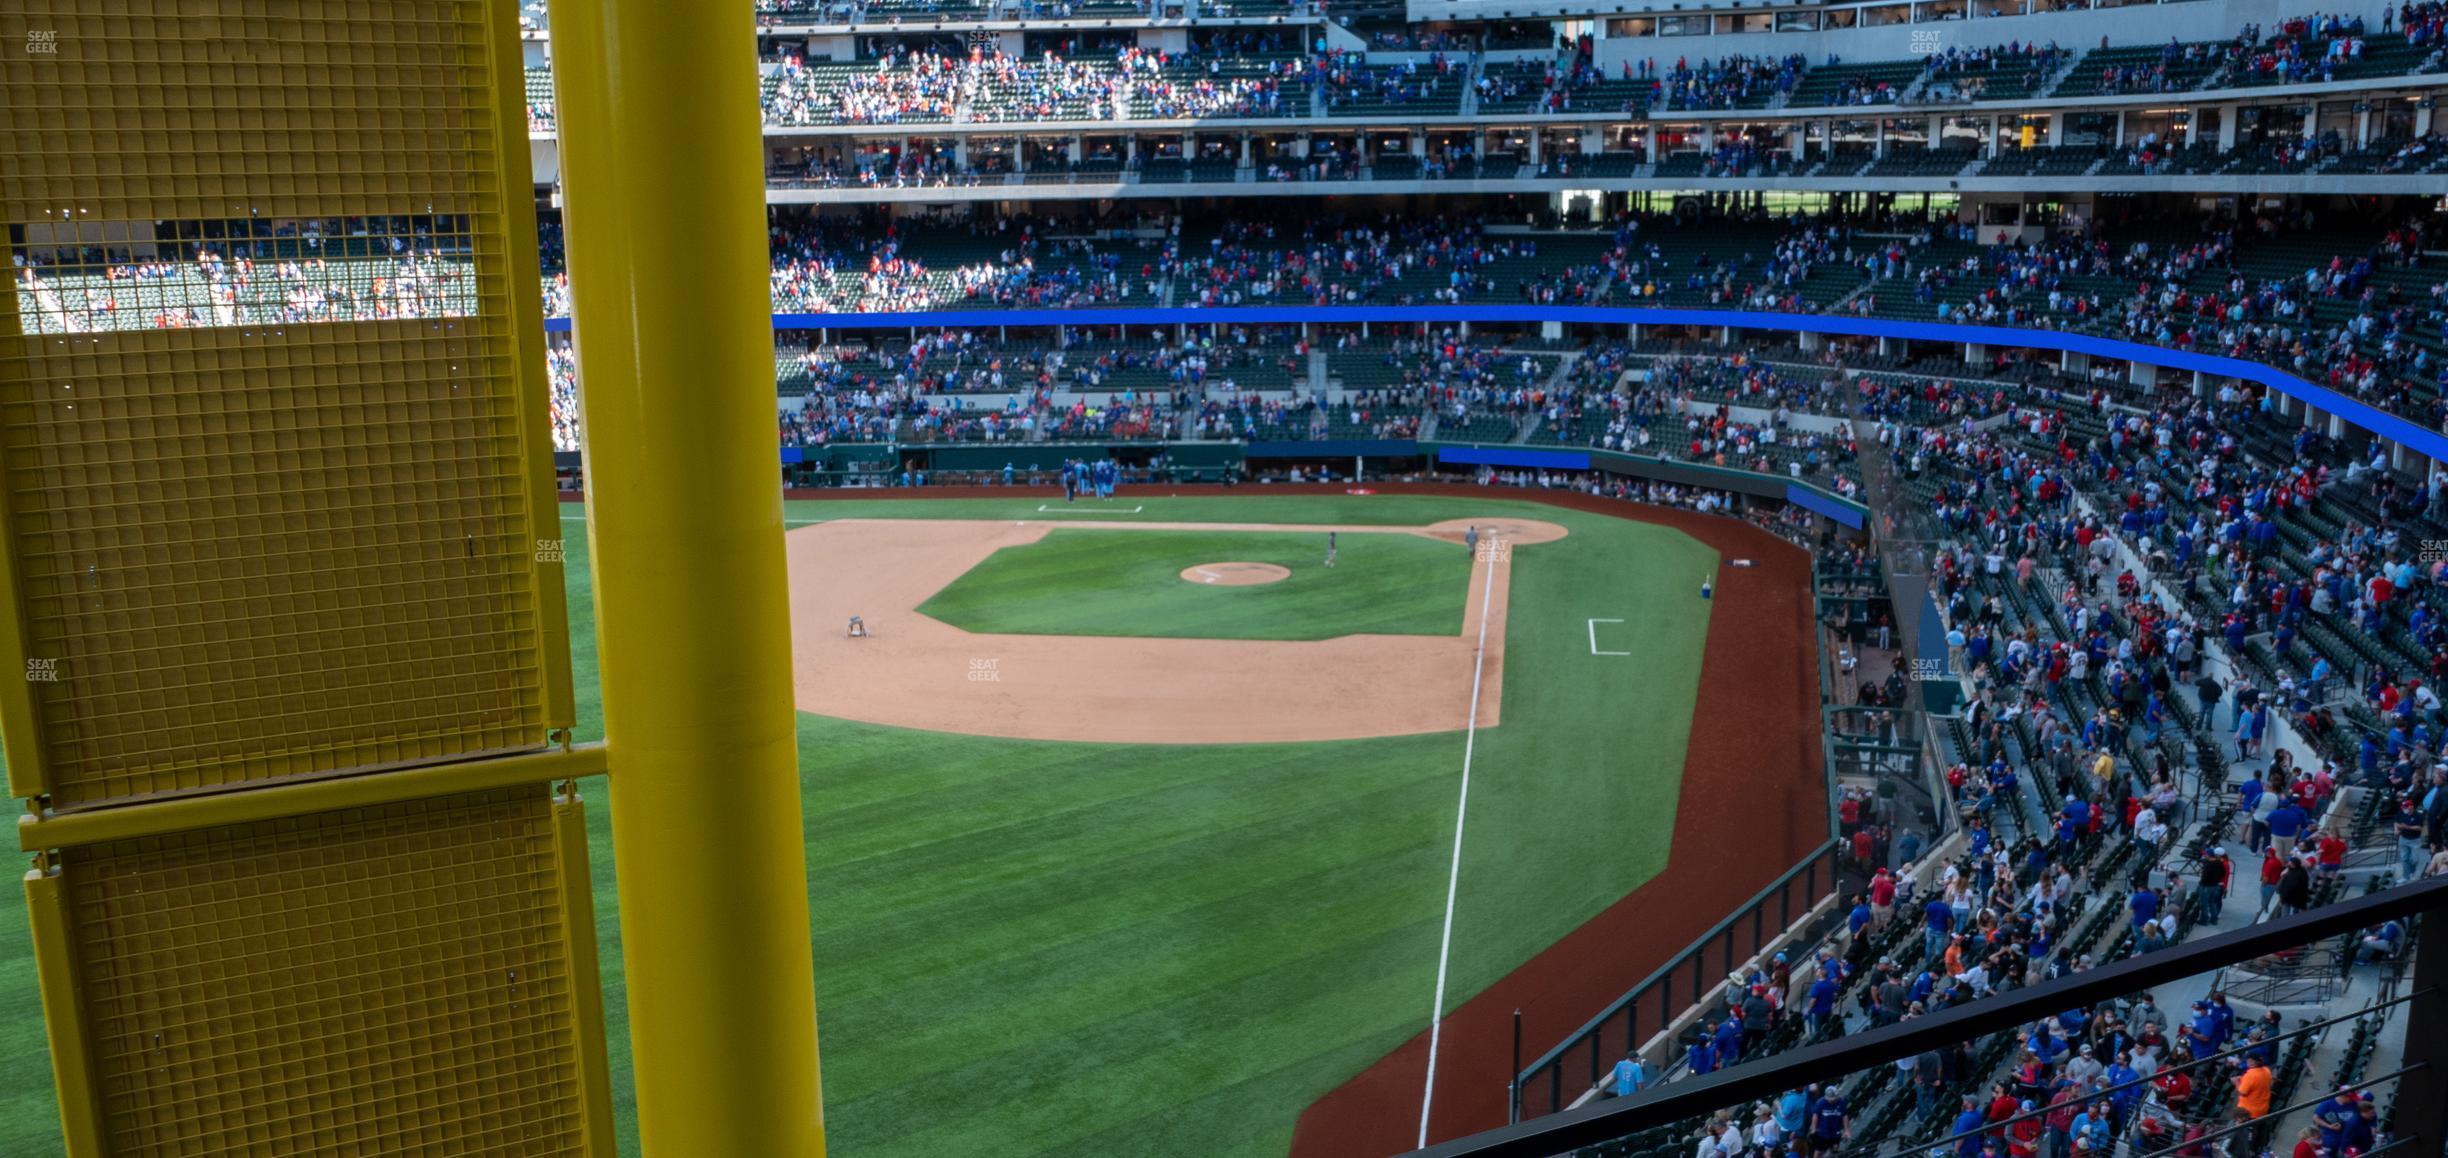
[541, 305, 2430, 462]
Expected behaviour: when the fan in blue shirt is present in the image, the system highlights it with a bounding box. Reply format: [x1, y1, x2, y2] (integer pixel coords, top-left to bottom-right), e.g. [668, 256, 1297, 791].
[2129, 886, 2159, 928]
[1611, 1057, 1647, 1098]
[1775, 1089, 1807, 1134]
[1950, 1103, 1988, 1158]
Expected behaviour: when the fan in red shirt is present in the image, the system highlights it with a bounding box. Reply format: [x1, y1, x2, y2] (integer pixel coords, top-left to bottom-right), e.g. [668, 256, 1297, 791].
[2006, 1112, 2043, 1158]
[1986, 1085, 2020, 1136]
[2315, 830, 2349, 878]
[2154, 1065, 2194, 1113]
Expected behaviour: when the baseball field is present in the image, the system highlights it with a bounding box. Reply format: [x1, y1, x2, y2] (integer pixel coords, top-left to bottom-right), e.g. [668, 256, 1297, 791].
[0, 485, 1825, 1158]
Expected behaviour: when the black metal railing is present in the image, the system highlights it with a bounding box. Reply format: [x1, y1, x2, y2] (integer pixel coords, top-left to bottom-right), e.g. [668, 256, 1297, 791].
[1436, 873, 2448, 1158]
[1508, 841, 1843, 1123]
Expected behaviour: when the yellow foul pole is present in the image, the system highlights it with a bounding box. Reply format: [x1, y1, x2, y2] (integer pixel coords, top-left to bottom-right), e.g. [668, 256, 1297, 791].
[548, 0, 825, 1151]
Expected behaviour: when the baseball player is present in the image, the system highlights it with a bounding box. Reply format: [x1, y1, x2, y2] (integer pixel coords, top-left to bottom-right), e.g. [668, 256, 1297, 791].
[1463, 525, 1480, 556]
[1325, 531, 1338, 568]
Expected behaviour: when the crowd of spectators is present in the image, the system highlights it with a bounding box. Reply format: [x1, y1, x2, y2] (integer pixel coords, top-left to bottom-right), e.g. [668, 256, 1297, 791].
[763, 43, 1307, 127]
[1651, 53, 1807, 111]
[1479, 43, 1636, 115]
[1355, 333, 1549, 432]
[2225, 13, 2374, 86]
[2396, 0, 2448, 47]
[1318, 47, 1462, 111]
[1826, 65, 1906, 107]
[2365, 130, 2448, 173]
[767, 48, 970, 126]
[495, 17, 2448, 137]
[1566, 331, 2448, 1158]
[762, 210, 1161, 311]
[547, 342, 581, 453]
[1171, 214, 1604, 306]
[2094, 39, 2223, 95]
[1920, 41, 2069, 101]
[17, 232, 475, 333]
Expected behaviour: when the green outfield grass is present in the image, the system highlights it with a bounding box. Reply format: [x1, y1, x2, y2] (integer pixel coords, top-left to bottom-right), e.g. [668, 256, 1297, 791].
[918, 528, 1470, 641]
[0, 492, 1719, 1158]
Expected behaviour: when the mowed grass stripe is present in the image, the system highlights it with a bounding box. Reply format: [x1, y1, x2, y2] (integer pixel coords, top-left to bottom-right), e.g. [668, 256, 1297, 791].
[818, 838, 1447, 1118]
[804, 733, 1427, 872]
[806, 732, 1454, 912]
[811, 763, 1454, 1038]
[1063, 1023, 1420, 1158]
[827, 901, 1448, 1158]
[918, 529, 1470, 641]
[790, 720, 1153, 815]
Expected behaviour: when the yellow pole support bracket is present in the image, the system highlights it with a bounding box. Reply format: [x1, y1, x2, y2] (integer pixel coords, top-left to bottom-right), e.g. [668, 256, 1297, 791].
[17, 744, 609, 852]
[24, 861, 106, 1158]
[552, 791, 622, 1158]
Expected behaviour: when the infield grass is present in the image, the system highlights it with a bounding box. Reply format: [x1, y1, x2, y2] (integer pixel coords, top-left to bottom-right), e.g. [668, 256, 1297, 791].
[919, 528, 1470, 640]
[0, 491, 1719, 1158]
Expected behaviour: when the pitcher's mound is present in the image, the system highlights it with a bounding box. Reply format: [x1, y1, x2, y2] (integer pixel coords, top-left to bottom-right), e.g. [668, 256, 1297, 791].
[1181, 562, 1292, 586]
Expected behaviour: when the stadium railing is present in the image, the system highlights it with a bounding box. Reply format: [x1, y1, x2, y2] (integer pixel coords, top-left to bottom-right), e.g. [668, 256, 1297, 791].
[1427, 873, 2448, 1158]
[1509, 841, 1849, 1123]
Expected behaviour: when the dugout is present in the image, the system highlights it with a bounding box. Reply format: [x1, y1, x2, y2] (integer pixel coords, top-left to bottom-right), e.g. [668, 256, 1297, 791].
[915, 439, 1245, 483]
[1243, 437, 1430, 484]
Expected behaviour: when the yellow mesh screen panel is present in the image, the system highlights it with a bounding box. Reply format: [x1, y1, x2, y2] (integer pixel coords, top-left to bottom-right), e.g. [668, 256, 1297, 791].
[0, 0, 600, 1151]
[0, 2, 486, 223]
[61, 785, 592, 1156]
[3, 320, 548, 807]
[0, 0, 569, 807]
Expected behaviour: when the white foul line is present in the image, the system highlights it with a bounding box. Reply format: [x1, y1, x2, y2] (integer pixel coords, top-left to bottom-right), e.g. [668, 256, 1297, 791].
[1587, 618, 1630, 656]
[1419, 538, 1501, 1147]
[1035, 504, 1144, 514]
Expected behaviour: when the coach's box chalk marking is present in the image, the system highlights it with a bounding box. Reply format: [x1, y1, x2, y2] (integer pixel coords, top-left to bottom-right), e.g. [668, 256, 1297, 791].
[1587, 618, 1631, 656]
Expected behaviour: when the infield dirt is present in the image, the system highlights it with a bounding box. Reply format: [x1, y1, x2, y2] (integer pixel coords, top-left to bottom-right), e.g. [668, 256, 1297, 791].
[784, 516, 1565, 745]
